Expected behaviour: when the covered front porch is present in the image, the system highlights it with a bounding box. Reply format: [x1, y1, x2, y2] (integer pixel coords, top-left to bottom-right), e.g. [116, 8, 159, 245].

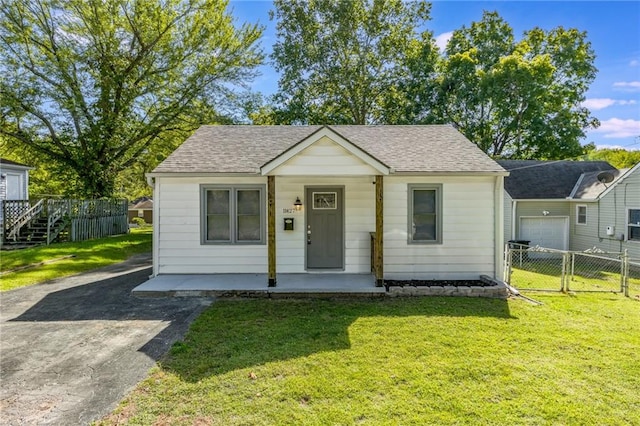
[133, 273, 386, 298]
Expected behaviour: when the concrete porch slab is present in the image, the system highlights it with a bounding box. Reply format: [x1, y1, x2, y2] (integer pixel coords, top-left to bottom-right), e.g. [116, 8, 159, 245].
[132, 273, 386, 298]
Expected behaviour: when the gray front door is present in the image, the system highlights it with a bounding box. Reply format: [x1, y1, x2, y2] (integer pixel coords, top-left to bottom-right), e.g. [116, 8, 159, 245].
[306, 187, 344, 269]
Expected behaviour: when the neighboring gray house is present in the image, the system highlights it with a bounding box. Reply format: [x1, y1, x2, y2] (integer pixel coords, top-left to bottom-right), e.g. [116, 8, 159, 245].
[499, 159, 640, 262]
[147, 125, 509, 286]
[0, 158, 33, 224]
[566, 162, 640, 262]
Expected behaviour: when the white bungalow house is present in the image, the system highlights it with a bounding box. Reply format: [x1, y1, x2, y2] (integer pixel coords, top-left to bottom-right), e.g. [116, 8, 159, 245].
[146, 125, 508, 287]
[499, 159, 640, 263]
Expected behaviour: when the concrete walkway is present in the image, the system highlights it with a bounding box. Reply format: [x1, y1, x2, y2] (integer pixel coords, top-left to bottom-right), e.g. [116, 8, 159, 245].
[0, 253, 213, 425]
[133, 273, 387, 298]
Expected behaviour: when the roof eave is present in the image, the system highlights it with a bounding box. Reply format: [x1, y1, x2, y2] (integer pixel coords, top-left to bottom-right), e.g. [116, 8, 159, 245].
[392, 170, 509, 176]
[147, 171, 261, 178]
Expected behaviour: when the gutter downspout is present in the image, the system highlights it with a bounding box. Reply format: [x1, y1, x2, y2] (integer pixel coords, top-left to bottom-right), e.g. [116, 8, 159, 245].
[511, 199, 517, 240]
[147, 175, 159, 278]
[495, 175, 505, 281]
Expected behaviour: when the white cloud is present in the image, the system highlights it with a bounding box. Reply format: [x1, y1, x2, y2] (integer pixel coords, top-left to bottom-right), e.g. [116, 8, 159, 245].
[435, 31, 453, 52]
[613, 81, 640, 91]
[590, 118, 640, 138]
[594, 143, 640, 151]
[582, 98, 638, 110]
[582, 98, 616, 110]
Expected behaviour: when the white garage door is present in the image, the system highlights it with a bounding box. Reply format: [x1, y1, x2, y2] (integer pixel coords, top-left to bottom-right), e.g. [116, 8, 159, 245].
[520, 217, 568, 250]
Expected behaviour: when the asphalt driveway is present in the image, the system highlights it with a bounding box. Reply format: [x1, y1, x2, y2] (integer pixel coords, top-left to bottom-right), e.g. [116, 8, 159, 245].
[0, 253, 213, 425]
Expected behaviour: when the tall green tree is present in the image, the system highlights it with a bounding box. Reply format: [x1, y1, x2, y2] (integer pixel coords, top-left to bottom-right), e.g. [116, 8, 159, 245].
[0, 0, 263, 197]
[431, 11, 598, 159]
[269, 0, 438, 124]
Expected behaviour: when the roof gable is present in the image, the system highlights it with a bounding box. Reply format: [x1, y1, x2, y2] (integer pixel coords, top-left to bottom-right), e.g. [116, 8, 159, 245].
[497, 160, 616, 199]
[261, 126, 389, 175]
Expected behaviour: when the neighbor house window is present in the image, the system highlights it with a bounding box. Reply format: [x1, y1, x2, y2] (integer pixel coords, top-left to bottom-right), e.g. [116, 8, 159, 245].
[628, 209, 640, 242]
[408, 184, 442, 244]
[201, 185, 265, 244]
[576, 205, 587, 225]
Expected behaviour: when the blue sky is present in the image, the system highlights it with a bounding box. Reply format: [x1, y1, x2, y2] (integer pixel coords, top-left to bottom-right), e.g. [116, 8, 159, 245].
[230, 1, 640, 151]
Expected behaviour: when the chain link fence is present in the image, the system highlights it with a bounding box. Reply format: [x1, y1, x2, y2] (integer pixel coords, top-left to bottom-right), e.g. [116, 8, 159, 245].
[505, 244, 636, 296]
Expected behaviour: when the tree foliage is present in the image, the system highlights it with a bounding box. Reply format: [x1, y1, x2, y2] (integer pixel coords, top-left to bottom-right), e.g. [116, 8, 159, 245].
[269, 0, 437, 124]
[0, 0, 263, 197]
[265, 6, 599, 160]
[586, 147, 640, 169]
[431, 11, 599, 159]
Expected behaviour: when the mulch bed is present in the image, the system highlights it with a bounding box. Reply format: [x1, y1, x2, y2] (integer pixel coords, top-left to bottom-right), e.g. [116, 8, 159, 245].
[384, 280, 496, 288]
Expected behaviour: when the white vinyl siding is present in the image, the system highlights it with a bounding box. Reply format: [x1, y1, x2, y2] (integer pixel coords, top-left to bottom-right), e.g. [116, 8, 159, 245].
[156, 177, 268, 274]
[384, 176, 497, 280]
[154, 174, 501, 278]
[269, 136, 380, 176]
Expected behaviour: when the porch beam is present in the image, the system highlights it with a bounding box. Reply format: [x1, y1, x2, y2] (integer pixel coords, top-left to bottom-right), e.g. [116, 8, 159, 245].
[375, 175, 384, 287]
[267, 175, 276, 287]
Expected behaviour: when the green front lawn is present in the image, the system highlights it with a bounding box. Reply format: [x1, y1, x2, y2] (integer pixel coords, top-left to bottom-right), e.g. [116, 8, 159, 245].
[0, 228, 152, 291]
[98, 295, 640, 425]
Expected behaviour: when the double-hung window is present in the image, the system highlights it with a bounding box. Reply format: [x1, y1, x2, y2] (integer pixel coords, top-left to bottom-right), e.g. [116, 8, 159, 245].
[628, 209, 640, 242]
[201, 185, 265, 244]
[576, 205, 587, 225]
[408, 184, 442, 244]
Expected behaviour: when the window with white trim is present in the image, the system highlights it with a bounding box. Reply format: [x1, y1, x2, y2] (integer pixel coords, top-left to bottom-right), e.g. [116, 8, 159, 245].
[576, 205, 587, 225]
[628, 209, 640, 242]
[408, 184, 442, 244]
[201, 185, 265, 244]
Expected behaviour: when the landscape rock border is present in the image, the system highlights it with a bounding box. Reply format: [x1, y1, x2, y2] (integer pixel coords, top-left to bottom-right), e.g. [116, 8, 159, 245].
[385, 275, 510, 299]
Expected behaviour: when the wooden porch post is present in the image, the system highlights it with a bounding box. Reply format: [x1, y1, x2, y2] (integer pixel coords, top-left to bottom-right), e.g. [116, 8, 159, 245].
[267, 175, 276, 287]
[375, 175, 384, 287]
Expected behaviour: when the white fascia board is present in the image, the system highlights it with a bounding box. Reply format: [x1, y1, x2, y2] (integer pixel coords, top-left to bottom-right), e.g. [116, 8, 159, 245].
[260, 126, 390, 175]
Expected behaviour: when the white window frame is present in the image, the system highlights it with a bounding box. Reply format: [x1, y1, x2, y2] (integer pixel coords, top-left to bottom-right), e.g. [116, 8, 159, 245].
[200, 184, 266, 245]
[627, 208, 640, 242]
[576, 205, 587, 225]
[408, 184, 443, 244]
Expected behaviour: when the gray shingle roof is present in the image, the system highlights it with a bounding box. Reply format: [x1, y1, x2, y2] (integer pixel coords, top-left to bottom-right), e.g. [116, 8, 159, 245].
[0, 158, 32, 168]
[497, 160, 616, 199]
[570, 168, 628, 200]
[152, 125, 505, 174]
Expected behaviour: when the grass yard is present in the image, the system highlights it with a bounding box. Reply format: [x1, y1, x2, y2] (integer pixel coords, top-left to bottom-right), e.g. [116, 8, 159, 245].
[0, 228, 152, 291]
[98, 294, 640, 425]
[509, 256, 640, 296]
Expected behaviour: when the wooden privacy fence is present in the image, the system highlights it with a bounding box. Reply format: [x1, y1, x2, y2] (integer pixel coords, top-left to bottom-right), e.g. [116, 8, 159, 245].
[61, 199, 129, 242]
